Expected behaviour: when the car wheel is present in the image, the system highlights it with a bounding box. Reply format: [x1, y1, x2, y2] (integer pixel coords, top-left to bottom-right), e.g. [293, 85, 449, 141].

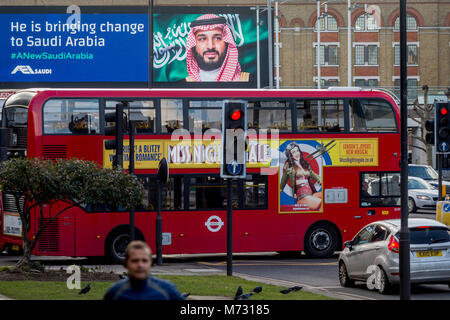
[304, 223, 339, 258]
[408, 197, 416, 213]
[338, 261, 355, 287]
[377, 267, 392, 295]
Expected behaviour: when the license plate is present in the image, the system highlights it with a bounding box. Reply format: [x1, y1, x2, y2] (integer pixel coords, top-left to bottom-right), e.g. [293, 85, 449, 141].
[416, 250, 442, 258]
[11, 244, 20, 251]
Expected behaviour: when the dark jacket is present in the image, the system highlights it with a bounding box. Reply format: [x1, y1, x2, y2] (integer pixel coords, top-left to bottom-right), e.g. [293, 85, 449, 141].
[104, 275, 185, 301]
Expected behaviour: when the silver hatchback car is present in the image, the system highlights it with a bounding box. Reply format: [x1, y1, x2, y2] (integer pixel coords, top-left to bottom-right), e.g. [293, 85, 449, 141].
[338, 218, 450, 294]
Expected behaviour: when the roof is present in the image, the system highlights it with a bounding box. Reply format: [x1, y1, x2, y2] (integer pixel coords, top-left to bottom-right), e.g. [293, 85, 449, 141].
[381, 218, 448, 229]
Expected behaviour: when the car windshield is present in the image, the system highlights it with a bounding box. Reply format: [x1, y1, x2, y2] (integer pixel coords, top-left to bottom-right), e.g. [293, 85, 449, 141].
[408, 178, 434, 190]
[397, 227, 450, 245]
[408, 166, 439, 180]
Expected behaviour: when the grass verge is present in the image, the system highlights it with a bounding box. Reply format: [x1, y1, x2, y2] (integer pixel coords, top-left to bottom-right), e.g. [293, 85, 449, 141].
[0, 275, 335, 300]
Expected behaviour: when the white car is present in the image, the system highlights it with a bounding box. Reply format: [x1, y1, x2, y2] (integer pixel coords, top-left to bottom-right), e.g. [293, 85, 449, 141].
[408, 176, 439, 213]
[339, 218, 450, 294]
[408, 164, 450, 194]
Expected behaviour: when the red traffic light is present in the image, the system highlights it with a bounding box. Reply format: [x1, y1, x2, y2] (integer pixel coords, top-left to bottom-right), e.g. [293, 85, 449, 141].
[441, 107, 448, 116]
[230, 109, 242, 121]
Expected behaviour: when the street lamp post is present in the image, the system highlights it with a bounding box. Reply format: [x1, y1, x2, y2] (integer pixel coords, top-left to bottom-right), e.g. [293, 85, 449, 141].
[316, 1, 328, 90]
[317, 1, 321, 89]
[347, 0, 352, 87]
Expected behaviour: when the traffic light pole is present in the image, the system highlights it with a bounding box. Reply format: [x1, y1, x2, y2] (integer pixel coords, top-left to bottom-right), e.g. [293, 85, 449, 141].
[438, 154, 443, 200]
[399, 0, 411, 300]
[156, 180, 163, 265]
[227, 178, 233, 276]
[129, 120, 136, 242]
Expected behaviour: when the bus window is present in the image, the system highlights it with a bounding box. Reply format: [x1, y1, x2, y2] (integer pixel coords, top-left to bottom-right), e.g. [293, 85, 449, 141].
[161, 99, 183, 133]
[350, 99, 397, 132]
[244, 175, 267, 209]
[247, 100, 292, 131]
[188, 100, 222, 133]
[361, 172, 400, 207]
[106, 100, 155, 134]
[138, 176, 184, 211]
[188, 176, 227, 210]
[0, 99, 6, 121]
[296, 99, 344, 132]
[323, 100, 345, 132]
[4, 106, 28, 127]
[43, 99, 99, 134]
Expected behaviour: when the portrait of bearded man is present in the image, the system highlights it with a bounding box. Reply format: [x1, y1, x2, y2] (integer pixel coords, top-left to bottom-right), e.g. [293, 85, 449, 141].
[185, 14, 251, 82]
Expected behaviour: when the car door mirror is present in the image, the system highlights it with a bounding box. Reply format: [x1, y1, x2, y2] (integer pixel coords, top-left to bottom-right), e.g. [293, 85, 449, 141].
[344, 241, 353, 250]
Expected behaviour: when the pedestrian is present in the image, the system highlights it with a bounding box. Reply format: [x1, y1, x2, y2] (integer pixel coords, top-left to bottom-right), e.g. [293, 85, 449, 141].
[104, 241, 185, 300]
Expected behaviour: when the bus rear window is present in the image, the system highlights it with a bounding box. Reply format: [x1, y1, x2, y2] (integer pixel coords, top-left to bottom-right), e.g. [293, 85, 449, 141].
[350, 99, 397, 132]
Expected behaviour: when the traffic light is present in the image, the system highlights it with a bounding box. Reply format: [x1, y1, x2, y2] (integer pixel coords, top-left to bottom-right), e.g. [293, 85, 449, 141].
[425, 119, 434, 145]
[435, 102, 450, 154]
[221, 101, 247, 178]
[104, 102, 126, 168]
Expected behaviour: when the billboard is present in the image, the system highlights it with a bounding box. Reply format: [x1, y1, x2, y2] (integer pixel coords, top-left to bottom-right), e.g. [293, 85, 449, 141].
[0, 6, 269, 89]
[0, 6, 149, 88]
[153, 6, 269, 88]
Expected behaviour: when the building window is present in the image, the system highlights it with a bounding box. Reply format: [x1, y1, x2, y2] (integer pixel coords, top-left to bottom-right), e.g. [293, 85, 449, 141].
[394, 44, 418, 65]
[355, 45, 365, 65]
[355, 14, 379, 31]
[354, 79, 379, 87]
[314, 78, 339, 89]
[394, 78, 419, 101]
[394, 15, 418, 31]
[354, 45, 378, 65]
[314, 45, 338, 65]
[368, 46, 378, 65]
[315, 14, 338, 31]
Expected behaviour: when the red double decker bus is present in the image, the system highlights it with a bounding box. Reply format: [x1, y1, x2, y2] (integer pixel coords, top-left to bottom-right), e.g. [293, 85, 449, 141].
[0, 88, 401, 262]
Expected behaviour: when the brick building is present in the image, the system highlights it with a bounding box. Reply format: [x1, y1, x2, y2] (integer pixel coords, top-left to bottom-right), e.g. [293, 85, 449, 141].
[3, 0, 449, 99]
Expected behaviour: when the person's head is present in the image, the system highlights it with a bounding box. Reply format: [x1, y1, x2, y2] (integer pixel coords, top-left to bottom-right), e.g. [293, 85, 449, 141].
[285, 142, 310, 170]
[285, 142, 302, 162]
[124, 241, 152, 280]
[392, 175, 399, 184]
[186, 14, 241, 81]
[192, 27, 228, 71]
[362, 180, 369, 191]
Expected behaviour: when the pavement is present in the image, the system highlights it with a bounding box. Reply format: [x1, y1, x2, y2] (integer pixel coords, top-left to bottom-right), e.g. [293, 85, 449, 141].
[39, 262, 352, 300]
[0, 254, 351, 300]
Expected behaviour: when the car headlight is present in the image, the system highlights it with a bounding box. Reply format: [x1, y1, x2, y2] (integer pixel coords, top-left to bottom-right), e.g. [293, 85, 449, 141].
[416, 195, 432, 200]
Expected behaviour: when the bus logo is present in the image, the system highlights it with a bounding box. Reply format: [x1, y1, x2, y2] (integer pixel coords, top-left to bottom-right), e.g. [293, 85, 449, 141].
[205, 215, 224, 232]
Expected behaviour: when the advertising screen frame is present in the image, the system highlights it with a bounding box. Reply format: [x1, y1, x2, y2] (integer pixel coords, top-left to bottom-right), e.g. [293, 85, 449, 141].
[0, 5, 271, 89]
[0, 6, 149, 89]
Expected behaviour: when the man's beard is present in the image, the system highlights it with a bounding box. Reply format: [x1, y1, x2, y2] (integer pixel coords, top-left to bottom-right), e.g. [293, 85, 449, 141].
[193, 43, 228, 71]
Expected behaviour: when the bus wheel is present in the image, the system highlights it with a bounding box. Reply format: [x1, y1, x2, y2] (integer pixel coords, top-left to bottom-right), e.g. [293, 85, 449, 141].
[106, 227, 144, 264]
[304, 223, 338, 258]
